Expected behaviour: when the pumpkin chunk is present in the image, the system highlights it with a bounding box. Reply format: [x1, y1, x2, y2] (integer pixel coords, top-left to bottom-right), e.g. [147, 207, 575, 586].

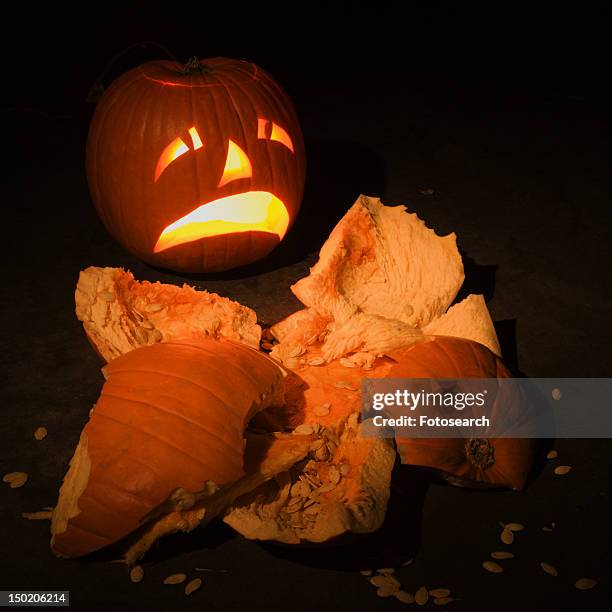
[75, 266, 261, 363]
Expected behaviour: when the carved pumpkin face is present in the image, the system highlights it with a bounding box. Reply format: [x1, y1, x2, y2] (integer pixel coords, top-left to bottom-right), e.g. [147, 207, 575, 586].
[87, 58, 306, 273]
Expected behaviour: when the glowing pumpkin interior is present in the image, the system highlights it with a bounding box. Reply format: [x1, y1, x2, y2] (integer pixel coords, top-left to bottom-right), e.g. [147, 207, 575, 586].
[153, 120, 295, 253]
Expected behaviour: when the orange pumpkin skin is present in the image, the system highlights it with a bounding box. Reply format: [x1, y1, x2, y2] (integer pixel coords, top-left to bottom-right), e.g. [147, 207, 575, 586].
[390, 337, 536, 490]
[51, 338, 284, 558]
[86, 57, 306, 273]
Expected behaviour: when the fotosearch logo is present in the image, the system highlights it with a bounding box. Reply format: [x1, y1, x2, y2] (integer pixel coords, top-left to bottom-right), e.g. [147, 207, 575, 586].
[371, 388, 488, 411]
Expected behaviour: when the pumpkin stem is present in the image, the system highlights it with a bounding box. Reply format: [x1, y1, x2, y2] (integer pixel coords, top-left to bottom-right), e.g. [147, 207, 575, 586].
[182, 57, 206, 75]
[464, 438, 495, 470]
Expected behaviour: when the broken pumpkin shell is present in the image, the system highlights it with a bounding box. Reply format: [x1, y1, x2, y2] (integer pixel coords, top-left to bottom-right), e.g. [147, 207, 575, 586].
[50, 338, 285, 558]
[390, 336, 536, 491]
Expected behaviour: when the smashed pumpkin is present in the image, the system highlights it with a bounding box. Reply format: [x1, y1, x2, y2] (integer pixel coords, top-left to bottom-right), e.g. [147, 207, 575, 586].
[51, 338, 286, 557]
[388, 337, 536, 490]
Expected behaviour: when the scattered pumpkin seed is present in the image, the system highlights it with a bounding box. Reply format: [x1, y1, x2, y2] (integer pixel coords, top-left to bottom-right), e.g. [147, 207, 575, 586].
[575, 578, 597, 590]
[370, 575, 400, 590]
[546, 449, 558, 459]
[34, 427, 47, 441]
[491, 551, 514, 560]
[401, 558, 414, 567]
[540, 562, 558, 576]
[376, 587, 395, 598]
[185, 578, 202, 595]
[360, 570, 373, 576]
[415, 586, 429, 606]
[294, 424, 314, 435]
[313, 403, 331, 417]
[130, 565, 144, 583]
[504, 523, 525, 532]
[377, 568, 395, 575]
[554, 465, 572, 475]
[501, 528, 514, 544]
[163, 573, 187, 585]
[146, 302, 164, 313]
[307, 357, 325, 366]
[335, 380, 356, 390]
[3, 472, 27, 488]
[482, 561, 503, 574]
[429, 588, 451, 598]
[339, 357, 355, 368]
[21, 510, 52, 520]
[434, 597, 454, 606]
[394, 590, 415, 604]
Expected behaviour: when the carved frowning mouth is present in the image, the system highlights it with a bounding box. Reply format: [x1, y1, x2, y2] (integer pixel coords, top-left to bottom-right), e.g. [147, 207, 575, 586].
[153, 191, 289, 253]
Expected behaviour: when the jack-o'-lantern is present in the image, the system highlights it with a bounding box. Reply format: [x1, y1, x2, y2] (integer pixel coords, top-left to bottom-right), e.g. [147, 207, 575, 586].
[86, 57, 306, 273]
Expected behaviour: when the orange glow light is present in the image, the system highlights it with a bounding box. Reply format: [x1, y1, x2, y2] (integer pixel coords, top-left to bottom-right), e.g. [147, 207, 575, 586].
[257, 118, 269, 139]
[270, 122, 294, 152]
[153, 191, 290, 253]
[155, 137, 189, 181]
[188, 126, 203, 150]
[218, 140, 252, 187]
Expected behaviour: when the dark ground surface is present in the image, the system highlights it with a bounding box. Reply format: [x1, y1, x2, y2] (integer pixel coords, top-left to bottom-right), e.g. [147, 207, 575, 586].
[1, 6, 611, 612]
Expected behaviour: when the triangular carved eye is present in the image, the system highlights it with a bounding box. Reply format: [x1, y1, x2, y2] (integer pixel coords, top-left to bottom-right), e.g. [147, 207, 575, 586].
[155, 126, 205, 181]
[155, 137, 189, 181]
[188, 127, 203, 150]
[218, 140, 253, 187]
[257, 118, 294, 153]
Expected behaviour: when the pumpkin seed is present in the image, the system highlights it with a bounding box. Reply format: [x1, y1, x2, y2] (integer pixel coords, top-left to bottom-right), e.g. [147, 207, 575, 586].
[504, 523, 525, 532]
[185, 578, 202, 595]
[129, 565, 144, 583]
[335, 380, 356, 390]
[434, 597, 454, 606]
[307, 357, 325, 366]
[21, 510, 52, 520]
[554, 465, 572, 475]
[377, 568, 395, 575]
[360, 570, 373, 576]
[415, 586, 429, 605]
[34, 427, 47, 441]
[290, 481, 310, 497]
[289, 344, 305, 358]
[340, 462, 352, 476]
[146, 302, 164, 313]
[295, 424, 313, 435]
[501, 529, 514, 544]
[313, 403, 331, 417]
[482, 561, 503, 574]
[261, 341, 274, 351]
[163, 573, 187, 585]
[370, 574, 400, 590]
[314, 446, 329, 462]
[540, 562, 558, 576]
[429, 588, 451, 598]
[304, 504, 320, 515]
[140, 319, 155, 331]
[546, 449, 558, 459]
[575, 578, 597, 590]
[401, 558, 414, 567]
[394, 590, 415, 604]
[99, 290, 115, 302]
[3, 472, 27, 488]
[316, 483, 336, 494]
[347, 413, 359, 429]
[328, 466, 341, 485]
[152, 329, 163, 342]
[491, 551, 514, 560]
[376, 587, 395, 598]
[339, 357, 355, 368]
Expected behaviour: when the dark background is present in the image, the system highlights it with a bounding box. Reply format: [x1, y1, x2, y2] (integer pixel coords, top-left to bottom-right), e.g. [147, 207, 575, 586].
[1, 4, 611, 611]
